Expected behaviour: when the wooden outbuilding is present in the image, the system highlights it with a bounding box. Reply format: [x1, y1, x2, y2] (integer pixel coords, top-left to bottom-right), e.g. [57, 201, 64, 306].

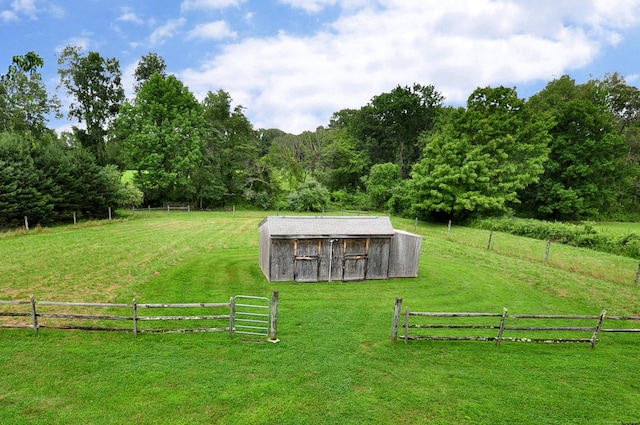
[258, 216, 423, 282]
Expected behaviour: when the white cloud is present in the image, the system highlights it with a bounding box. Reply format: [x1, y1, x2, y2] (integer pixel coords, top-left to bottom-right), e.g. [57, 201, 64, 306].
[149, 18, 186, 46]
[180, 0, 640, 133]
[278, 0, 369, 13]
[55, 36, 93, 53]
[1, 10, 18, 22]
[117, 7, 143, 25]
[187, 21, 238, 40]
[181, 0, 246, 11]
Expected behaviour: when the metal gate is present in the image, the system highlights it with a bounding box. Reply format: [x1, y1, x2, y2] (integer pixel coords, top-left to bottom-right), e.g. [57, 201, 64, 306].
[232, 295, 271, 337]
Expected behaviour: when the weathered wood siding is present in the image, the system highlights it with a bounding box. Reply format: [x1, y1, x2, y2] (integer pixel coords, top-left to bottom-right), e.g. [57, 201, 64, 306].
[258, 216, 422, 282]
[294, 239, 321, 282]
[269, 239, 294, 282]
[388, 230, 422, 278]
[259, 222, 271, 279]
[367, 238, 390, 280]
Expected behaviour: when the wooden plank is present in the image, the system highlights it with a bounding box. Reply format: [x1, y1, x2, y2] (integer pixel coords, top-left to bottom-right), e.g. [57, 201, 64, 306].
[410, 324, 499, 329]
[136, 303, 229, 308]
[391, 297, 402, 344]
[410, 312, 502, 317]
[269, 291, 279, 342]
[135, 315, 229, 321]
[38, 313, 132, 321]
[37, 301, 131, 308]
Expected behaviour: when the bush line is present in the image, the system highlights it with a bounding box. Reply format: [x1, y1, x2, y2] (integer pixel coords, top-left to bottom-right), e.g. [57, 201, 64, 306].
[472, 217, 640, 259]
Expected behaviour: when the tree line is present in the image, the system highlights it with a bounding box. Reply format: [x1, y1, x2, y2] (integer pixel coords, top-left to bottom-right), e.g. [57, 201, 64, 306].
[1, 47, 639, 229]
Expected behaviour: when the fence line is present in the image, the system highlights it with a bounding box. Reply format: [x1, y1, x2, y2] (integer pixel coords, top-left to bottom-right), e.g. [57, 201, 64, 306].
[0, 292, 279, 341]
[391, 298, 640, 349]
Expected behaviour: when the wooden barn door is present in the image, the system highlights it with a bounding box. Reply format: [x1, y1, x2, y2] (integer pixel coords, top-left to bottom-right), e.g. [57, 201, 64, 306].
[294, 239, 321, 282]
[342, 238, 368, 281]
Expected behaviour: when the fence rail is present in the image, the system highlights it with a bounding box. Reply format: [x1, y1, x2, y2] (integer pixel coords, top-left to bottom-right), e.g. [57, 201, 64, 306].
[391, 298, 640, 348]
[0, 292, 279, 340]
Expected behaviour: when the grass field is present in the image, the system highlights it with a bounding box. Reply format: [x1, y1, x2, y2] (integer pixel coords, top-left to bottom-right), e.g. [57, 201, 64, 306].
[1, 211, 639, 424]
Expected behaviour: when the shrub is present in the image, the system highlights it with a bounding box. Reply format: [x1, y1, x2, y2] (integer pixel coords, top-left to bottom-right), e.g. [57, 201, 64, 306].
[472, 217, 640, 259]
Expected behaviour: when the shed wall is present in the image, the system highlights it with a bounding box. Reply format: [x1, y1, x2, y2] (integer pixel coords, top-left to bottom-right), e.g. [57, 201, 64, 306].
[388, 231, 422, 278]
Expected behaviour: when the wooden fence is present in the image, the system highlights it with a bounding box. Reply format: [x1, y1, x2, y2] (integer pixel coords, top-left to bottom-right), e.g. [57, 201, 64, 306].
[0, 291, 279, 341]
[391, 298, 640, 348]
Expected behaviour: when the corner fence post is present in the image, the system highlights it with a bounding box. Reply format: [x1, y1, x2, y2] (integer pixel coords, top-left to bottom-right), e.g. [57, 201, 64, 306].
[496, 307, 508, 347]
[132, 298, 138, 337]
[545, 239, 551, 264]
[269, 291, 279, 342]
[30, 294, 38, 334]
[591, 310, 606, 349]
[391, 297, 403, 344]
[229, 296, 235, 338]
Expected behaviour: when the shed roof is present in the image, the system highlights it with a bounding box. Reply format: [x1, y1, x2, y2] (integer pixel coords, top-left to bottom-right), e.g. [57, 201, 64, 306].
[259, 216, 395, 238]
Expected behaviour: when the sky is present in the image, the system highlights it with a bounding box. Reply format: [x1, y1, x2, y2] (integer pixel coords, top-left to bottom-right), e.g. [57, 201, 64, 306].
[2, 0, 640, 135]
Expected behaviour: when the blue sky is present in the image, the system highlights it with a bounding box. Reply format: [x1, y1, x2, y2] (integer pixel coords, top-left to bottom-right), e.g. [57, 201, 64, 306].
[2, 0, 640, 134]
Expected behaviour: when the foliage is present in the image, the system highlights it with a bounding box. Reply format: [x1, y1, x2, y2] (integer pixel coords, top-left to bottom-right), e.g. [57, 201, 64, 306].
[473, 216, 640, 259]
[522, 76, 628, 220]
[364, 162, 400, 210]
[392, 86, 552, 221]
[201, 90, 266, 207]
[286, 179, 330, 212]
[0, 132, 127, 228]
[348, 83, 444, 177]
[57, 45, 125, 166]
[133, 52, 167, 93]
[117, 74, 204, 204]
[317, 127, 368, 191]
[0, 52, 60, 138]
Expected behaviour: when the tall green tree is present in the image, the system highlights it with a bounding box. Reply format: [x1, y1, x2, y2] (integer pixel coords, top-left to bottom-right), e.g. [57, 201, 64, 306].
[590, 73, 640, 214]
[117, 74, 204, 204]
[349, 83, 443, 177]
[317, 127, 368, 191]
[133, 52, 167, 93]
[392, 86, 552, 221]
[57, 45, 124, 165]
[522, 76, 627, 220]
[0, 52, 60, 138]
[202, 90, 271, 206]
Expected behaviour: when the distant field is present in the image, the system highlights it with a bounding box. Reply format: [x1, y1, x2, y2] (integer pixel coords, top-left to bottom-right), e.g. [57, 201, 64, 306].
[1, 211, 639, 424]
[596, 221, 640, 234]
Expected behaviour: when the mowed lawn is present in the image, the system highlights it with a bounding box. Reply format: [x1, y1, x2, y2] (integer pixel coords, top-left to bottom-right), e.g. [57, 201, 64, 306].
[1, 211, 639, 425]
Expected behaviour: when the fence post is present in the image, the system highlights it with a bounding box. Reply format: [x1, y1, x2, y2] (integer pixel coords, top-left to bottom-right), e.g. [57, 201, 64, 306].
[447, 220, 452, 239]
[167, 205, 170, 216]
[148, 205, 151, 217]
[30, 294, 38, 334]
[229, 296, 235, 338]
[187, 204, 190, 215]
[487, 231, 494, 250]
[132, 298, 138, 337]
[269, 290, 279, 342]
[24, 216, 29, 231]
[414, 218, 418, 232]
[634, 262, 640, 287]
[544, 239, 551, 264]
[391, 297, 403, 344]
[496, 307, 508, 347]
[73, 211, 77, 225]
[590, 310, 606, 349]
[404, 306, 410, 344]
[108, 207, 112, 220]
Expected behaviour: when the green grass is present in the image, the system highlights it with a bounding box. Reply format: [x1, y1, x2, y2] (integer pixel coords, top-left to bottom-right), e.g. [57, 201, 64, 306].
[1, 211, 640, 424]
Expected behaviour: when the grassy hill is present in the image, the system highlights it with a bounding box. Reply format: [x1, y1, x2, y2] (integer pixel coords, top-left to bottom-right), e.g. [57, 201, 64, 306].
[1, 211, 639, 424]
